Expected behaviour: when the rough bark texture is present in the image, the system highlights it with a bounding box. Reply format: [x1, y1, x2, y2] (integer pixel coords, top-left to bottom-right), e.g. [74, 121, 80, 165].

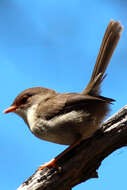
[17, 105, 127, 190]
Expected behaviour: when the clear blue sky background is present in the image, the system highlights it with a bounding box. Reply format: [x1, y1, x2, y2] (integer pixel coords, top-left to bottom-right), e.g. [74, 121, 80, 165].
[1, 0, 127, 189]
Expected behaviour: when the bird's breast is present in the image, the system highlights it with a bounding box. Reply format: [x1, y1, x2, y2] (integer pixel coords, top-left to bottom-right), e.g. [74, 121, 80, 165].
[26, 106, 100, 145]
[27, 104, 38, 131]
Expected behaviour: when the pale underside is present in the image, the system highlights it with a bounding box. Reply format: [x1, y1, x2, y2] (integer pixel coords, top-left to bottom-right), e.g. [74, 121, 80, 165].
[27, 104, 100, 145]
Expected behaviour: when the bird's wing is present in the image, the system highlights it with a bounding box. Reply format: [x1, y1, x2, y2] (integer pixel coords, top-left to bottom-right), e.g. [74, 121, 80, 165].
[36, 93, 114, 120]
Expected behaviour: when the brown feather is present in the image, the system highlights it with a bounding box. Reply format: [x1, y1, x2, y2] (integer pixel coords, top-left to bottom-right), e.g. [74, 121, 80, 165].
[83, 20, 122, 95]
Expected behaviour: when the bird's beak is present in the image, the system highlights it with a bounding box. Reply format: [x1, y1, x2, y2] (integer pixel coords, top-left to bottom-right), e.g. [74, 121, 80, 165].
[3, 105, 17, 114]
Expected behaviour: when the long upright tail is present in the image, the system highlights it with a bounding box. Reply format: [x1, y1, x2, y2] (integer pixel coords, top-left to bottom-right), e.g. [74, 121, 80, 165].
[83, 20, 123, 96]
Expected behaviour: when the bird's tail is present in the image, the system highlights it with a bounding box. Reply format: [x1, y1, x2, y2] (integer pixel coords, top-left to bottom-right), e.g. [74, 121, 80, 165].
[83, 20, 122, 96]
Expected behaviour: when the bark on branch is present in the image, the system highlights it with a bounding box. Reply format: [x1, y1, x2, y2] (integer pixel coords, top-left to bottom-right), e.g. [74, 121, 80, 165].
[17, 105, 127, 190]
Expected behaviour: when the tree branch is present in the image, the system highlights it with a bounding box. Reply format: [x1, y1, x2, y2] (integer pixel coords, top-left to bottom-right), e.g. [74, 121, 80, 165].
[17, 105, 127, 190]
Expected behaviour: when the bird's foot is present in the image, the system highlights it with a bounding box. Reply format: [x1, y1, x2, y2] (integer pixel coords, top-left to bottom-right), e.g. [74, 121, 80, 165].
[38, 158, 56, 170]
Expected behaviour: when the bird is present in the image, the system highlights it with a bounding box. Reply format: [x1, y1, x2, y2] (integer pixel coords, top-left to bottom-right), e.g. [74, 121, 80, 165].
[4, 20, 122, 170]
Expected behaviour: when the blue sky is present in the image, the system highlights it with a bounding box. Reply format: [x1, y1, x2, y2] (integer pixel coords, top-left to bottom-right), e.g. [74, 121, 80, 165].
[1, 0, 127, 189]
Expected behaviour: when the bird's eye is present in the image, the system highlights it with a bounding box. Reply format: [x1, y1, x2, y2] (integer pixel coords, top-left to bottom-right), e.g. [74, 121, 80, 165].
[20, 96, 28, 104]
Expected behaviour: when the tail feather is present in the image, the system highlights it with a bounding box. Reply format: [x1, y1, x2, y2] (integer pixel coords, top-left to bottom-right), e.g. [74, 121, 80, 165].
[83, 20, 123, 95]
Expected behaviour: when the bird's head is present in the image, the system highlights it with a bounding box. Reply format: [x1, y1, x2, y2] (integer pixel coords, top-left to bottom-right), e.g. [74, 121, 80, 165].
[3, 87, 56, 121]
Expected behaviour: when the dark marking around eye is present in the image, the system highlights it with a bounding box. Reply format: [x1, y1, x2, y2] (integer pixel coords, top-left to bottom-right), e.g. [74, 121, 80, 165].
[20, 96, 28, 104]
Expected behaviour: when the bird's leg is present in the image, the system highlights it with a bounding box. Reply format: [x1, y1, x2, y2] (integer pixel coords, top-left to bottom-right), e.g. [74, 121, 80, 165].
[38, 139, 81, 170]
